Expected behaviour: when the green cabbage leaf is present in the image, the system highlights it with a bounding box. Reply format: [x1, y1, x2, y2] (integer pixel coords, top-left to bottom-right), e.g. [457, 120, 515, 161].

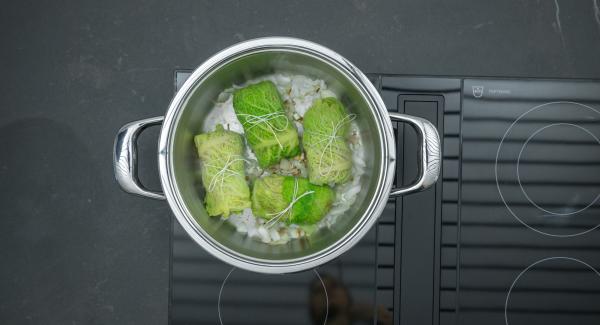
[233, 81, 300, 168]
[194, 125, 251, 217]
[303, 97, 354, 185]
[252, 175, 334, 226]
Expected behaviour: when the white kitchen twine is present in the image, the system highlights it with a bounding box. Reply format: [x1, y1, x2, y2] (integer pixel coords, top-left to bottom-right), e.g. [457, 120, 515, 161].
[305, 113, 356, 178]
[204, 154, 248, 192]
[265, 177, 314, 228]
[236, 111, 290, 149]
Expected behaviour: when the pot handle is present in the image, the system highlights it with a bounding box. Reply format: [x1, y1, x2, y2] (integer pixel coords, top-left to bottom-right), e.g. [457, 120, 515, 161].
[113, 116, 166, 200]
[388, 113, 441, 197]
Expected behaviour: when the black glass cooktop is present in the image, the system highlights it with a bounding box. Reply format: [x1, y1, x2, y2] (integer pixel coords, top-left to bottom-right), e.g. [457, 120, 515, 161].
[457, 79, 600, 325]
[169, 72, 600, 325]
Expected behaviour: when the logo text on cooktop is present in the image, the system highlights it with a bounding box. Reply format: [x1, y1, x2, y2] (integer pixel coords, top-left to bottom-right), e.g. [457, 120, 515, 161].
[488, 88, 512, 96]
[472, 86, 512, 98]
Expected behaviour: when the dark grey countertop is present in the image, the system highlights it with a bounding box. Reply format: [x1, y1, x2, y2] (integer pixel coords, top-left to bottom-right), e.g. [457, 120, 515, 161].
[1, 1, 599, 324]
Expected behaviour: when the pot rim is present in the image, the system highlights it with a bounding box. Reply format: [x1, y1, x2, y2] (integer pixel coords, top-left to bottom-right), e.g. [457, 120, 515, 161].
[158, 37, 396, 273]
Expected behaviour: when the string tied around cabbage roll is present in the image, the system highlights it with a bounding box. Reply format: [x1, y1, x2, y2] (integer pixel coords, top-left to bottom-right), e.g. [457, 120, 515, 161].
[303, 97, 356, 185]
[265, 177, 315, 228]
[305, 113, 356, 179]
[233, 81, 301, 168]
[235, 111, 290, 149]
[203, 154, 249, 193]
[194, 125, 251, 217]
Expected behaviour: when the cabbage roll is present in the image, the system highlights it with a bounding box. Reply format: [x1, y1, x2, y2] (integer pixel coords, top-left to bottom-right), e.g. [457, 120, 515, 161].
[194, 125, 251, 217]
[233, 81, 300, 168]
[303, 97, 354, 185]
[252, 175, 334, 225]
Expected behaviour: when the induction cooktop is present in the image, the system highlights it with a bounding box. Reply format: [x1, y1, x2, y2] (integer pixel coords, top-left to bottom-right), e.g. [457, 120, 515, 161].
[169, 72, 600, 325]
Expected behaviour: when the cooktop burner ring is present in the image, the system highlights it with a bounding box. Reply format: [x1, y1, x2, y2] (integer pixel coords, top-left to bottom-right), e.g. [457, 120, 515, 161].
[504, 256, 600, 325]
[217, 267, 329, 325]
[495, 101, 600, 237]
[516, 122, 600, 216]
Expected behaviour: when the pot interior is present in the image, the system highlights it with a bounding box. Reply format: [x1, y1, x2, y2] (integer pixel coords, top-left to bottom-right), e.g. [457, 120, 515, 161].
[169, 47, 387, 263]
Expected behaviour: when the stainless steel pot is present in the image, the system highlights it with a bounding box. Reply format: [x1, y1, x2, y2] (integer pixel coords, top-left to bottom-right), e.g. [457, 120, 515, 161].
[113, 37, 440, 274]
